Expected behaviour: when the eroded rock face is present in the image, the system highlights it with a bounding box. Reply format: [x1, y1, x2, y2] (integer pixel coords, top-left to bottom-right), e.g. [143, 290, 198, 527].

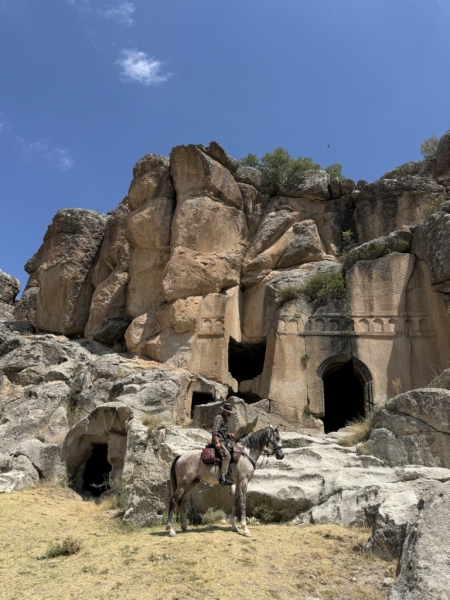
[163, 145, 249, 302]
[126, 155, 175, 318]
[0, 270, 20, 305]
[435, 129, 450, 184]
[365, 389, 450, 468]
[390, 481, 450, 600]
[84, 200, 130, 339]
[412, 210, 450, 285]
[27, 208, 108, 336]
[354, 177, 444, 243]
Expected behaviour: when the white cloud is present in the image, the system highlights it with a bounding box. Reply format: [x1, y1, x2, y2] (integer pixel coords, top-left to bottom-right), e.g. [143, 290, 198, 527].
[116, 49, 171, 85]
[101, 2, 135, 25]
[68, 1, 135, 25]
[19, 139, 75, 171]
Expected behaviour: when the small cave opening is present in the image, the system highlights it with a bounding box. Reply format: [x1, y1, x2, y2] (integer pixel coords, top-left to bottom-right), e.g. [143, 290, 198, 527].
[191, 392, 215, 418]
[82, 444, 112, 496]
[322, 360, 365, 433]
[228, 338, 266, 383]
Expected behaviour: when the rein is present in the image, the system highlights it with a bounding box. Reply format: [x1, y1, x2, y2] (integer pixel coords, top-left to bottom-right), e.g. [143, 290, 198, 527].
[241, 427, 280, 470]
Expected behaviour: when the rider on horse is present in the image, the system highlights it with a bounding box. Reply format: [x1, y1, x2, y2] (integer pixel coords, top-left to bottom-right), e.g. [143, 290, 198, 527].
[212, 402, 235, 486]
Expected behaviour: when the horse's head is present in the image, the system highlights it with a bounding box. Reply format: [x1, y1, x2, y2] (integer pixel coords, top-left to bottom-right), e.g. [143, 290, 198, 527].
[267, 425, 284, 460]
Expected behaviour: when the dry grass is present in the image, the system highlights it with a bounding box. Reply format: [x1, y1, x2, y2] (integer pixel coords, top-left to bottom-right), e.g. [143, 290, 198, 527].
[338, 415, 373, 447]
[0, 486, 396, 600]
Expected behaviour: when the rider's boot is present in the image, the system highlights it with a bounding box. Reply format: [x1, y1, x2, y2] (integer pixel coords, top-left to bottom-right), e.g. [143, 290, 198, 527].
[219, 472, 233, 486]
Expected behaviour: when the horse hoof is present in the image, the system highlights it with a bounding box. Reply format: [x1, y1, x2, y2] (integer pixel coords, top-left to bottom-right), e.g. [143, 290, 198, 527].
[232, 526, 239, 533]
[168, 530, 177, 537]
[181, 526, 187, 532]
[244, 530, 251, 537]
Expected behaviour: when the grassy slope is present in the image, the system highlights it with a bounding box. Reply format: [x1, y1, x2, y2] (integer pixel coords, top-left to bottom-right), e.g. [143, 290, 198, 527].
[0, 487, 396, 600]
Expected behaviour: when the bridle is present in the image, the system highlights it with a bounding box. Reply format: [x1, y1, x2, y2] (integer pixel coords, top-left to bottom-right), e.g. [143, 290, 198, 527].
[265, 426, 284, 460]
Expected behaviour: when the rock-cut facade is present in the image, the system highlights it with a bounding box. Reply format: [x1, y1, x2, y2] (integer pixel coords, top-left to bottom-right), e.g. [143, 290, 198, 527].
[7, 133, 450, 428]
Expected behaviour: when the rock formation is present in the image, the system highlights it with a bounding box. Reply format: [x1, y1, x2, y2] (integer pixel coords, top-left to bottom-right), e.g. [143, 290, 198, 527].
[2, 133, 450, 594]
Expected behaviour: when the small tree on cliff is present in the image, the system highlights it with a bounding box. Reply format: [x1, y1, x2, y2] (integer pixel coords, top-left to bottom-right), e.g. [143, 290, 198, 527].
[420, 134, 439, 159]
[239, 147, 344, 194]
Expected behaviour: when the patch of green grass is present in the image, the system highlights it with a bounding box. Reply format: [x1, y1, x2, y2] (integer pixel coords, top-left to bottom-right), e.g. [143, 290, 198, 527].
[201, 507, 227, 525]
[426, 370, 450, 390]
[420, 194, 445, 219]
[278, 270, 347, 306]
[250, 501, 290, 523]
[36, 536, 81, 560]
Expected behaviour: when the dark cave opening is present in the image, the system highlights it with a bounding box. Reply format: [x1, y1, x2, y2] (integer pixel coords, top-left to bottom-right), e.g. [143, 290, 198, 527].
[191, 392, 215, 418]
[228, 338, 266, 383]
[322, 360, 365, 433]
[82, 444, 112, 496]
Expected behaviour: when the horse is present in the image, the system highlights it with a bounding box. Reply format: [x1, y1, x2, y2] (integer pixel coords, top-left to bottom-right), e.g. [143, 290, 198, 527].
[165, 425, 284, 537]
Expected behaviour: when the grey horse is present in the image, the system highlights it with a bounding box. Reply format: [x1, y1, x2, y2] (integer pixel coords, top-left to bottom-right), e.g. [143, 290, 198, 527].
[166, 426, 284, 537]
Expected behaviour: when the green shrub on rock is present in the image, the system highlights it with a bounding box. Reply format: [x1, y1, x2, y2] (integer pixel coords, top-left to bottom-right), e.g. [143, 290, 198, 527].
[277, 270, 347, 306]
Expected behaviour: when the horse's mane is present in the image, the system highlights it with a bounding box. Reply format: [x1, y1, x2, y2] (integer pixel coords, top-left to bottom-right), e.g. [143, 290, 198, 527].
[240, 427, 269, 449]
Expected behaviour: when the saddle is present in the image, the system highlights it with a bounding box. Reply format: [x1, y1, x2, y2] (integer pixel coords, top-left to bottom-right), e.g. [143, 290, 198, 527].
[201, 443, 243, 465]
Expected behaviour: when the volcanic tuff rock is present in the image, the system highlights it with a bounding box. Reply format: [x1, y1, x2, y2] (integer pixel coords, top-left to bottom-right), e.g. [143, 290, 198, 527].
[26, 208, 108, 336]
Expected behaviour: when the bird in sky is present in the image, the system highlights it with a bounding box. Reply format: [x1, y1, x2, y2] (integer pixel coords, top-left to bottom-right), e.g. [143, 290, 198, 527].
[327, 144, 330, 148]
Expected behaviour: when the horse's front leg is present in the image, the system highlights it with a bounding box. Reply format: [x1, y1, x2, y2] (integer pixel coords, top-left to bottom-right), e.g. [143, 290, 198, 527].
[229, 484, 241, 533]
[240, 482, 251, 537]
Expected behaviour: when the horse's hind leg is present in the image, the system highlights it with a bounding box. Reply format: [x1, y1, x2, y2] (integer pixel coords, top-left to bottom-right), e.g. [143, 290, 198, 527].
[166, 487, 185, 537]
[179, 480, 201, 532]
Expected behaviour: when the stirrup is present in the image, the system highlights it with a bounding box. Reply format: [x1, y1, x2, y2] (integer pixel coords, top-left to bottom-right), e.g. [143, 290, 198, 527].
[219, 476, 233, 486]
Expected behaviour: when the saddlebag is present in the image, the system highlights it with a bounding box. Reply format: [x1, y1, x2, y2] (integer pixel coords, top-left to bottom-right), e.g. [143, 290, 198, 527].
[201, 446, 216, 464]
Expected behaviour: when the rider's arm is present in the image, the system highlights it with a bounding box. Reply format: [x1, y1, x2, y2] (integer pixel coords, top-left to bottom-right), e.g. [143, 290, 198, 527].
[212, 415, 222, 447]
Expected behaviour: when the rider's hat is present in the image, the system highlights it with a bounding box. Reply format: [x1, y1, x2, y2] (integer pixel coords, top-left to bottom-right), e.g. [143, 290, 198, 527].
[222, 402, 236, 414]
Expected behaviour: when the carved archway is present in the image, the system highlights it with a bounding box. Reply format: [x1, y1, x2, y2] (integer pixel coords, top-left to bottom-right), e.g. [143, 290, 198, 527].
[317, 354, 373, 430]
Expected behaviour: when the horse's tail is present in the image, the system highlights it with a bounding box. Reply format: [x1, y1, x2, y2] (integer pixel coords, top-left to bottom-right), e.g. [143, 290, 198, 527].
[170, 455, 181, 496]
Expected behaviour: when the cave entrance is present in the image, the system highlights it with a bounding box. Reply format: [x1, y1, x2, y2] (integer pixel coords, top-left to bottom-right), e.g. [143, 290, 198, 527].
[191, 392, 215, 418]
[228, 338, 266, 383]
[82, 444, 112, 496]
[321, 359, 367, 433]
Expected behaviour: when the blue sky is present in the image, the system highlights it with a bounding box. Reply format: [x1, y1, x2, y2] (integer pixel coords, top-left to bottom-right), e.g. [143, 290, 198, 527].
[1, 0, 449, 290]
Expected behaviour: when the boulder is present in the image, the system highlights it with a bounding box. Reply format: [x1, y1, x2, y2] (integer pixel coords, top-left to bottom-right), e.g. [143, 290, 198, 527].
[163, 247, 242, 301]
[192, 397, 260, 437]
[26, 208, 108, 336]
[127, 154, 173, 212]
[201, 141, 239, 175]
[343, 229, 412, 271]
[84, 200, 131, 338]
[435, 129, 450, 183]
[243, 219, 325, 278]
[390, 481, 450, 600]
[92, 318, 131, 346]
[412, 210, 450, 285]
[354, 177, 444, 244]
[235, 166, 262, 188]
[282, 170, 330, 200]
[380, 159, 436, 181]
[13, 277, 38, 324]
[0, 270, 20, 305]
[365, 389, 450, 468]
[339, 178, 356, 196]
[170, 144, 243, 209]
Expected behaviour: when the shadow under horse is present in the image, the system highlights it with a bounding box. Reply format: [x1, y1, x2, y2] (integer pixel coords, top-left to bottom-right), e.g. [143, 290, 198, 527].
[166, 426, 284, 537]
